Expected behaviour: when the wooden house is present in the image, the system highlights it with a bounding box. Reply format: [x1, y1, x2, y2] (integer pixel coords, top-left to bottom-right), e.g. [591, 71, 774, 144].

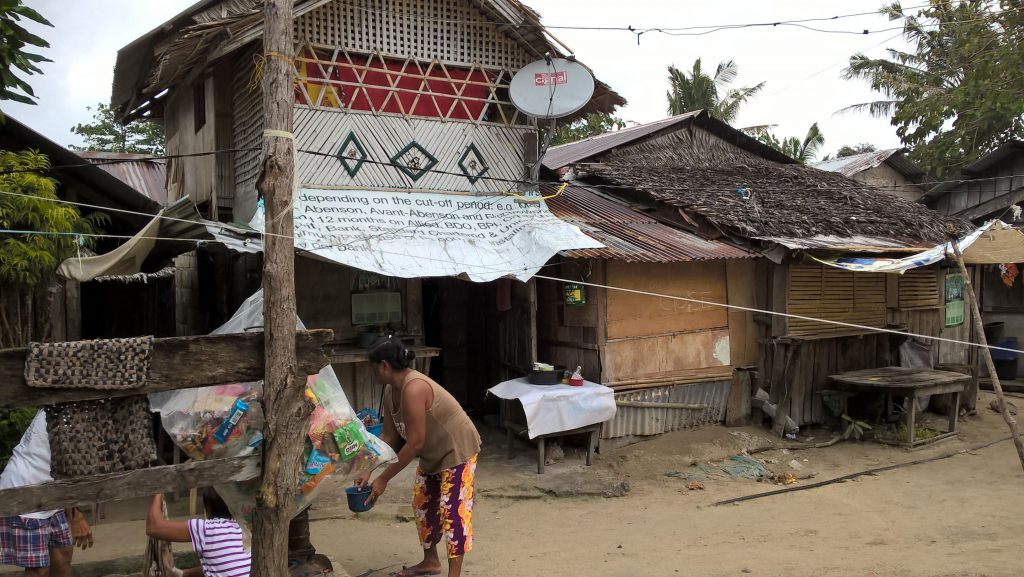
[543, 111, 973, 436]
[0, 115, 170, 346]
[924, 140, 1024, 367]
[812, 148, 929, 203]
[110, 0, 623, 410]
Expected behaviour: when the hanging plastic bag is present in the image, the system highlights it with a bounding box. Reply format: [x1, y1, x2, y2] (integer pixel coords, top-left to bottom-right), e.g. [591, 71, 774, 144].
[149, 290, 396, 528]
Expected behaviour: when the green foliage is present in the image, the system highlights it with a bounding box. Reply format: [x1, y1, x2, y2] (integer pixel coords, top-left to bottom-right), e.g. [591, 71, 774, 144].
[841, 414, 873, 441]
[666, 58, 765, 124]
[549, 113, 626, 146]
[0, 407, 35, 470]
[0, 149, 107, 287]
[0, 1, 51, 108]
[841, 1, 1024, 176]
[70, 103, 165, 155]
[836, 143, 878, 158]
[754, 122, 826, 163]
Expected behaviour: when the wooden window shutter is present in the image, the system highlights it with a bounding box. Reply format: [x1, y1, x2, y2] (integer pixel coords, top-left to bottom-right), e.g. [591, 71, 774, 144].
[897, 268, 940, 309]
[787, 265, 886, 336]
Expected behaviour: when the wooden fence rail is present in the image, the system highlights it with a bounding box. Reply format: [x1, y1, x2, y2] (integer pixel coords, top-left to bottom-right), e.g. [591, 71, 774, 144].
[0, 329, 334, 516]
[0, 330, 333, 409]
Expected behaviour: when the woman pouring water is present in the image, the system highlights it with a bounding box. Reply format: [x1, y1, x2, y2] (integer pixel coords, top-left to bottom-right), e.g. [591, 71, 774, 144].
[355, 337, 481, 577]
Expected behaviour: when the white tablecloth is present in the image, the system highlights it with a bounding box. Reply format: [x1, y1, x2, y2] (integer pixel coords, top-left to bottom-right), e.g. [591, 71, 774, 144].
[487, 377, 617, 439]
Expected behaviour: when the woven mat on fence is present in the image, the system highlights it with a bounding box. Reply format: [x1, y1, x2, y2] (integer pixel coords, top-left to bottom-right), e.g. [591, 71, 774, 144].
[25, 336, 154, 389]
[45, 396, 157, 479]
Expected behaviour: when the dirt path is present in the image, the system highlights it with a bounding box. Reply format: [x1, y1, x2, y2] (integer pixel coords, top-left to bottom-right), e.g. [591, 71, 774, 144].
[30, 392, 1024, 577]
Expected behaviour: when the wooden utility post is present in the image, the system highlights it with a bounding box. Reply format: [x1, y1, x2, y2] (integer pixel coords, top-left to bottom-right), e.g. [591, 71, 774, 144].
[950, 239, 1024, 473]
[253, 1, 305, 576]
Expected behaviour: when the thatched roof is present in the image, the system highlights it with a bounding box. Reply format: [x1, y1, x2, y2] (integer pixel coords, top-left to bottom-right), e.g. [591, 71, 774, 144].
[592, 161, 970, 244]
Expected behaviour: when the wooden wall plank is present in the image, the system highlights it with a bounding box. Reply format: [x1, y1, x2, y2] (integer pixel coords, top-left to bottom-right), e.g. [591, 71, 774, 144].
[603, 328, 731, 382]
[605, 260, 728, 339]
[0, 456, 259, 517]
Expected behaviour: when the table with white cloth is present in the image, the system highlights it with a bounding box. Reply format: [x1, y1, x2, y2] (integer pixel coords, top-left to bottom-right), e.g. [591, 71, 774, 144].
[487, 377, 617, 474]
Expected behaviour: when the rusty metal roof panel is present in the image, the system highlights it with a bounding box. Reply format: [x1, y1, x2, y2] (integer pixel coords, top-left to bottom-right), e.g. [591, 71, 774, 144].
[546, 184, 753, 262]
[77, 151, 168, 206]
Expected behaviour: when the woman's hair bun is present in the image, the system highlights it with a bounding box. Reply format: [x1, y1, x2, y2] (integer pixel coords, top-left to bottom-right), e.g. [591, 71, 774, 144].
[404, 349, 416, 361]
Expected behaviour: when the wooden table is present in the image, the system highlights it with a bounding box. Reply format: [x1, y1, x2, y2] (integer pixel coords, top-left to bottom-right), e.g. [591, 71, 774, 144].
[500, 398, 601, 475]
[830, 367, 969, 449]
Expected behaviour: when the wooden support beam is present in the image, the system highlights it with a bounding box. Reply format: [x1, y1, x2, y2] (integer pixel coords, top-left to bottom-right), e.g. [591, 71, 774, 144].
[0, 456, 260, 517]
[0, 330, 333, 409]
[950, 237, 1024, 474]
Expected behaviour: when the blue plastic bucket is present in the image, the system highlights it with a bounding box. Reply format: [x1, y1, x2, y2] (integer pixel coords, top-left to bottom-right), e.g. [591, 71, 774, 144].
[367, 423, 383, 437]
[992, 337, 1019, 360]
[346, 485, 374, 513]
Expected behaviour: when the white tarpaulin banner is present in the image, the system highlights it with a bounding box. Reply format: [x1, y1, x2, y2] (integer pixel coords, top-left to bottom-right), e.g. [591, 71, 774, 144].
[285, 187, 603, 282]
[812, 220, 1024, 273]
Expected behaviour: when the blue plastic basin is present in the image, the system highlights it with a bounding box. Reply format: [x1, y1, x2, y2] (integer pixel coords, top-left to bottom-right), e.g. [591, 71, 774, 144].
[367, 423, 383, 437]
[346, 485, 374, 513]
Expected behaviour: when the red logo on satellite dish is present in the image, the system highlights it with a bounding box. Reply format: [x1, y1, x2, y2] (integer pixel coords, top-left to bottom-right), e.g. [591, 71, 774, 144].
[534, 71, 568, 86]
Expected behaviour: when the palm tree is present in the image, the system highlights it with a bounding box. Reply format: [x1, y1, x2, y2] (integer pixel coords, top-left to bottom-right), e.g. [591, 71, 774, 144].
[666, 58, 765, 124]
[780, 123, 826, 164]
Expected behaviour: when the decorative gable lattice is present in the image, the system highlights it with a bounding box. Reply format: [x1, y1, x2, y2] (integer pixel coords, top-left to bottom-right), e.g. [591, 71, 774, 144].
[294, 44, 523, 125]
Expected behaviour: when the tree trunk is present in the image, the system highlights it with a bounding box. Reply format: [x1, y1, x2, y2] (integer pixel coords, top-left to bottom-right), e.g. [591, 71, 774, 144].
[950, 240, 1024, 474]
[251, 1, 303, 577]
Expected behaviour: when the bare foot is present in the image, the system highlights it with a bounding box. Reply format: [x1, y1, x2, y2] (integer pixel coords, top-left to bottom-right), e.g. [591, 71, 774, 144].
[394, 561, 443, 577]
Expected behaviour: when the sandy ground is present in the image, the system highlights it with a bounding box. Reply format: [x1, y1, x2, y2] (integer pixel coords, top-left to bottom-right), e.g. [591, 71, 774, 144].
[17, 391, 1024, 577]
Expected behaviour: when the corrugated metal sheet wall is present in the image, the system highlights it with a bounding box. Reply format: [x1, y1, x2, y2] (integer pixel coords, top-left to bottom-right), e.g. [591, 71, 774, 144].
[602, 380, 731, 439]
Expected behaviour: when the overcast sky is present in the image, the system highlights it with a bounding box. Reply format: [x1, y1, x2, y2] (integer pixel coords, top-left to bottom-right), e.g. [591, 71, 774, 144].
[6, 0, 911, 159]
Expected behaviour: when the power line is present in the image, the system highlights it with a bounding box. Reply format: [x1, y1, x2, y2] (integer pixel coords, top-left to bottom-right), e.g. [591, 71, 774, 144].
[1, 221, 1019, 356]
[0, 148, 260, 176]
[6, 141, 1024, 194]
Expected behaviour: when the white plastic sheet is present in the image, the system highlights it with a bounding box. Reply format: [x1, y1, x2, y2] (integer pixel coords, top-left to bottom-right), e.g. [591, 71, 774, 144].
[487, 378, 616, 438]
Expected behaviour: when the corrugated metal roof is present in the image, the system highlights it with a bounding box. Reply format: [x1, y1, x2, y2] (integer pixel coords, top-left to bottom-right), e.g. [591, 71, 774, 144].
[545, 183, 753, 262]
[542, 112, 702, 171]
[812, 148, 921, 178]
[78, 151, 168, 206]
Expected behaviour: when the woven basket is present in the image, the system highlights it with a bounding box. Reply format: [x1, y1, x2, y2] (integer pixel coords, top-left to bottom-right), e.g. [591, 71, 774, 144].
[25, 337, 153, 390]
[46, 396, 157, 479]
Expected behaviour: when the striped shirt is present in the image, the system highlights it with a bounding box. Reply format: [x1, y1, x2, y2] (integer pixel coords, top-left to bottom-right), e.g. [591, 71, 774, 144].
[187, 518, 251, 577]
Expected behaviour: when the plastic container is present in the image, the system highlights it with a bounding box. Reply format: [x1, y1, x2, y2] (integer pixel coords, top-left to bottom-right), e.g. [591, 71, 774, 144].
[528, 366, 566, 385]
[366, 423, 383, 437]
[992, 337, 1019, 361]
[994, 358, 1018, 381]
[984, 322, 1006, 344]
[346, 485, 374, 513]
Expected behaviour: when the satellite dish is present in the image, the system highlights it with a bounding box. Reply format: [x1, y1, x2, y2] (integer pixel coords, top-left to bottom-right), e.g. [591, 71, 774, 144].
[509, 58, 595, 119]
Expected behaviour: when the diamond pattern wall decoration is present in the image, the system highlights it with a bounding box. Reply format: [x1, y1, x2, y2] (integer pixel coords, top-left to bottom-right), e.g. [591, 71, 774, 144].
[458, 143, 490, 184]
[336, 131, 368, 177]
[390, 141, 438, 182]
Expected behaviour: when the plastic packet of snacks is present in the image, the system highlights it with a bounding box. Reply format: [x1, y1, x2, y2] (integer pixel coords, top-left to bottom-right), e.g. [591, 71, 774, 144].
[149, 290, 396, 529]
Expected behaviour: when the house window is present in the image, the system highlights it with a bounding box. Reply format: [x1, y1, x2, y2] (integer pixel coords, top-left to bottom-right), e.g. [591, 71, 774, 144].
[351, 291, 403, 326]
[787, 265, 886, 336]
[898, 268, 940, 309]
[194, 81, 206, 132]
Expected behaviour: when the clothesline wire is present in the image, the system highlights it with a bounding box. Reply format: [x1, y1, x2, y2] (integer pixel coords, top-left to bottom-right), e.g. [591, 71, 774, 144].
[2, 222, 1020, 357]
[532, 274, 1024, 356]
